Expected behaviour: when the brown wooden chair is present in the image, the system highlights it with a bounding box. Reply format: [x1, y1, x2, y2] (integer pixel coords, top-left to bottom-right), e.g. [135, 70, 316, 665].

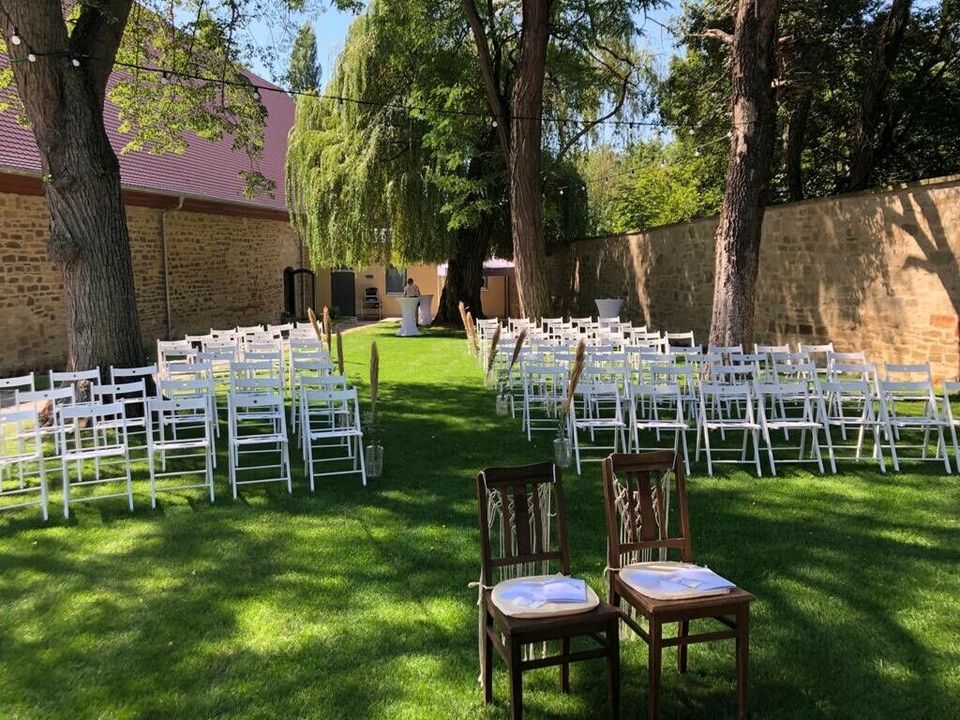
[600, 450, 754, 719]
[476, 461, 620, 720]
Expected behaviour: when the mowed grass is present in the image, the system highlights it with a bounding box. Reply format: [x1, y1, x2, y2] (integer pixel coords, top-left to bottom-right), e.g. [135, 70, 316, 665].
[1, 323, 959, 719]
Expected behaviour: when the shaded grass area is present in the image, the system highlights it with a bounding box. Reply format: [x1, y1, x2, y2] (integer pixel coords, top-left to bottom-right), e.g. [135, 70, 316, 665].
[2, 323, 959, 718]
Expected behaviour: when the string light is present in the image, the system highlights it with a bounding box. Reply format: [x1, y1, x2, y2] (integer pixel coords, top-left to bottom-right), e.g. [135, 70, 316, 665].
[0, 34, 758, 136]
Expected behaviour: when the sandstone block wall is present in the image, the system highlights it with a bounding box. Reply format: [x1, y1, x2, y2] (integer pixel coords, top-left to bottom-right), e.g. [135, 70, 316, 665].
[550, 176, 960, 381]
[0, 191, 303, 374]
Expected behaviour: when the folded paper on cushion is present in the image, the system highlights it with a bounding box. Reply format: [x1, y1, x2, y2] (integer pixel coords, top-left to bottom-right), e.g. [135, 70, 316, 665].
[499, 576, 588, 608]
[621, 562, 736, 600]
[491, 575, 600, 618]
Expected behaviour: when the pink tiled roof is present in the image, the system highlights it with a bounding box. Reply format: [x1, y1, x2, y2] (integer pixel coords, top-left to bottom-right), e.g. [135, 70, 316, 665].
[0, 70, 292, 211]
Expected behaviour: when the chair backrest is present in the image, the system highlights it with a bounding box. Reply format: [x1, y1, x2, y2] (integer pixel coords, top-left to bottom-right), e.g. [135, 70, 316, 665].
[92, 380, 147, 407]
[364, 287, 380, 298]
[0, 407, 43, 460]
[476, 462, 569, 586]
[601, 451, 692, 569]
[665, 330, 696, 347]
[58, 401, 128, 450]
[17, 386, 75, 412]
[146, 396, 210, 439]
[884, 362, 933, 383]
[49, 367, 101, 388]
[755, 343, 791, 355]
[110, 364, 157, 383]
[0, 373, 35, 409]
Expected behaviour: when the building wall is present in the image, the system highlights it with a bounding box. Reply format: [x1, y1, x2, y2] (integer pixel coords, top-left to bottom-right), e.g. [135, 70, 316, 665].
[550, 176, 960, 380]
[0, 190, 304, 374]
[352, 264, 440, 318]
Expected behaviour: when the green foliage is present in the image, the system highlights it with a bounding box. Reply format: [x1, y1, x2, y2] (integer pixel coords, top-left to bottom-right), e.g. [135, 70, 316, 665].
[659, 0, 960, 201]
[286, 22, 321, 94]
[286, 0, 602, 269]
[577, 140, 724, 235]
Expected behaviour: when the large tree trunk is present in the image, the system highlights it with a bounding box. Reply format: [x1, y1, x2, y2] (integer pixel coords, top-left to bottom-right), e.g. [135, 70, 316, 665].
[435, 222, 492, 325]
[783, 86, 812, 202]
[840, 0, 913, 193]
[508, 0, 552, 320]
[3, 3, 143, 376]
[708, 0, 780, 348]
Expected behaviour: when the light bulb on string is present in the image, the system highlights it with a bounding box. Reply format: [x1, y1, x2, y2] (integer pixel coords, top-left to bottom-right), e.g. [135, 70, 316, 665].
[491, 118, 498, 128]
[71, 57, 80, 68]
[10, 29, 21, 46]
[27, 51, 37, 63]
[253, 89, 261, 101]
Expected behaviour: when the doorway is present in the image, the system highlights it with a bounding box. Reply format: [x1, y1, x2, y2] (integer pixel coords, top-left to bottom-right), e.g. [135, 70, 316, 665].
[331, 269, 356, 317]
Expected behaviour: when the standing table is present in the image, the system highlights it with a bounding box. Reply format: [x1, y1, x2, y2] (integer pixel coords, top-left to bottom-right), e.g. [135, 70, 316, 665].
[396, 297, 421, 336]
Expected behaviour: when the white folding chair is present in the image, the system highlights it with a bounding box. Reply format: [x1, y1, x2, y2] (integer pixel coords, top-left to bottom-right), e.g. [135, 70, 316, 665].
[521, 364, 567, 441]
[878, 379, 951, 473]
[58, 401, 133, 518]
[301, 388, 366, 489]
[0, 407, 49, 520]
[942, 382, 960, 470]
[627, 382, 691, 474]
[49, 367, 101, 393]
[568, 382, 627, 475]
[755, 381, 824, 475]
[16, 386, 76, 462]
[816, 380, 888, 473]
[92, 380, 149, 454]
[799, 342, 834, 379]
[146, 397, 215, 507]
[696, 383, 762, 476]
[157, 340, 196, 372]
[227, 393, 292, 498]
[665, 331, 696, 348]
[157, 378, 219, 452]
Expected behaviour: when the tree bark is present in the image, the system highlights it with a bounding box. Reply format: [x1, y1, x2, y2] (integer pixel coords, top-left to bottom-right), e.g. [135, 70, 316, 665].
[783, 86, 812, 202]
[435, 222, 492, 326]
[839, 0, 913, 193]
[2, 2, 144, 375]
[461, 0, 553, 320]
[508, 0, 552, 319]
[708, 0, 780, 348]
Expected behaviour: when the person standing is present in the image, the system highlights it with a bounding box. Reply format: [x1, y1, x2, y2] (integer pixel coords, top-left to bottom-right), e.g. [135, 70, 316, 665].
[403, 278, 420, 297]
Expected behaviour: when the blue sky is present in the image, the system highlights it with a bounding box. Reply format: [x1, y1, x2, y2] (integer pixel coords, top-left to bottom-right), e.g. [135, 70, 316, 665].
[245, 3, 680, 88]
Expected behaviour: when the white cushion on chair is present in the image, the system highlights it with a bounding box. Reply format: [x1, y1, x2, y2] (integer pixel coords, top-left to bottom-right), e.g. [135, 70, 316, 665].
[491, 574, 600, 619]
[620, 562, 735, 600]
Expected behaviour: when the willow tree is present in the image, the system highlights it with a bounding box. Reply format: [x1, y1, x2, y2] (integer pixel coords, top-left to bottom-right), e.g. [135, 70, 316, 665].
[0, 1, 335, 373]
[286, 0, 600, 324]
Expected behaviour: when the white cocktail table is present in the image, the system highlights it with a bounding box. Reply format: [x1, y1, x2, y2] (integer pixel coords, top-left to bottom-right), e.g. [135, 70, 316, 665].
[418, 294, 434, 326]
[595, 298, 624, 320]
[397, 297, 421, 336]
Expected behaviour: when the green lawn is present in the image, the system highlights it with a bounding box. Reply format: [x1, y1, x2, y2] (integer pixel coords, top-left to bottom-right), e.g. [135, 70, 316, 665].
[1, 323, 959, 719]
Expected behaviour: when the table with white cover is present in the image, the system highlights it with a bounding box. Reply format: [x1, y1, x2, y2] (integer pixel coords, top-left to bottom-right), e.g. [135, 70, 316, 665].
[418, 294, 434, 326]
[396, 297, 421, 336]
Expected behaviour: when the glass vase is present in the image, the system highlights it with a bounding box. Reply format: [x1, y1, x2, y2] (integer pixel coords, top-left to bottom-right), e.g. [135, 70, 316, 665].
[496, 393, 511, 417]
[365, 444, 384, 478]
[553, 436, 572, 468]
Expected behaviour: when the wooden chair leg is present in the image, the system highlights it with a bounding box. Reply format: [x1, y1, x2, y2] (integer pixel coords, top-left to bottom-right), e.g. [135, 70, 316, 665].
[736, 608, 750, 719]
[481, 612, 494, 704]
[560, 637, 570, 693]
[648, 620, 662, 720]
[509, 637, 524, 720]
[608, 616, 620, 720]
[677, 620, 689, 673]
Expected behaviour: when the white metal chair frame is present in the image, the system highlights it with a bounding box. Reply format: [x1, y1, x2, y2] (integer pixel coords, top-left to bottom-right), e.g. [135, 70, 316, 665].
[226, 393, 292, 498]
[300, 388, 367, 490]
[0, 406, 49, 520]
[58, 401, 133, 519]
[146, 397, 215, 507]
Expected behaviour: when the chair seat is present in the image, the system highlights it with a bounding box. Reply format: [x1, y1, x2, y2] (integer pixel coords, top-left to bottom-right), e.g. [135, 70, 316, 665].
[153, 438, 210, 451]
[233, 433, 287, 445]
[485, 588, 619, 643]
[63, 446, 126, 461]
[491, 574, 600, 619]
[614, 571, 754, 621]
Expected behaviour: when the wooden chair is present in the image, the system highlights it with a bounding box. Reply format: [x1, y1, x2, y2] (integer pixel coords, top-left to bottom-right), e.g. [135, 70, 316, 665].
[476, 461, 620, 719]
[600, 450, 753, 719]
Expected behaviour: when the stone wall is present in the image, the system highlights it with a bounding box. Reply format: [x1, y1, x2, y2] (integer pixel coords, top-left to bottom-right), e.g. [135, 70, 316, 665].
[550, 176, 960, 380]
[0, 191, 302, 374]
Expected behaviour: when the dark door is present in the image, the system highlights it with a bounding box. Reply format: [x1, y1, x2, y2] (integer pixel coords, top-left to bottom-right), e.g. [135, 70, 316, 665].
[330, 270, 356, 317]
